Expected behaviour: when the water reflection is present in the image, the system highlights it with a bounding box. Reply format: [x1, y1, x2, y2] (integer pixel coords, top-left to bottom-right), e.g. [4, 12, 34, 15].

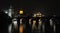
[19, 24, 23, 33]
[8, 17, 58, 33]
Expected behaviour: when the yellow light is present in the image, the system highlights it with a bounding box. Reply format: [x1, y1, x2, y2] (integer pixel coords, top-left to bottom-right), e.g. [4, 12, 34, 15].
[19, 10, 23, 14]
[33, 14, 36, 18]
[37, 13, 39, 15]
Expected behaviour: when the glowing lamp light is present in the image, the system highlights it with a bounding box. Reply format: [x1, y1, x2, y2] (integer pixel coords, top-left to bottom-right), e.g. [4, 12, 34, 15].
[19, 10, 23, 14]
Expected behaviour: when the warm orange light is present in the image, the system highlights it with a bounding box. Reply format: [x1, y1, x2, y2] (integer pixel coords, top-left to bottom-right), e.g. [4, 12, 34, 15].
[19, 24, 23, 33]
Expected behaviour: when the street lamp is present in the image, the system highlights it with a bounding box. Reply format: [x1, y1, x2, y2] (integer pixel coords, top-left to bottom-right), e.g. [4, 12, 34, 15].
[19, 10, 23, 15]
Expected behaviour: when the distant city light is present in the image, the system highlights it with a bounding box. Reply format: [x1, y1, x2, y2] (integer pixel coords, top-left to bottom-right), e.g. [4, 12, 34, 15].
[33, 12, 45, 17]
[5, 11, 8, 14]
[19, 10, 23, 14]
[37, 12, 42, 16]
[33, 14, 36, 17]
[4, 10, 8, 14]
[36, 13, 40, 15]
[3, 6, 13, 18]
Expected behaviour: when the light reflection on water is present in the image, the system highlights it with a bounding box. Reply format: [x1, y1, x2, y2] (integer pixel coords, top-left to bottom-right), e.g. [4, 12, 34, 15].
[8, 18, 57, 33]
[19, 24, 24, 33]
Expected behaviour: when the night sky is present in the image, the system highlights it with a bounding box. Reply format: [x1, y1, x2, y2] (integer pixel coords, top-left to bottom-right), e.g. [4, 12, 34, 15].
[0, 0, 57, 16]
